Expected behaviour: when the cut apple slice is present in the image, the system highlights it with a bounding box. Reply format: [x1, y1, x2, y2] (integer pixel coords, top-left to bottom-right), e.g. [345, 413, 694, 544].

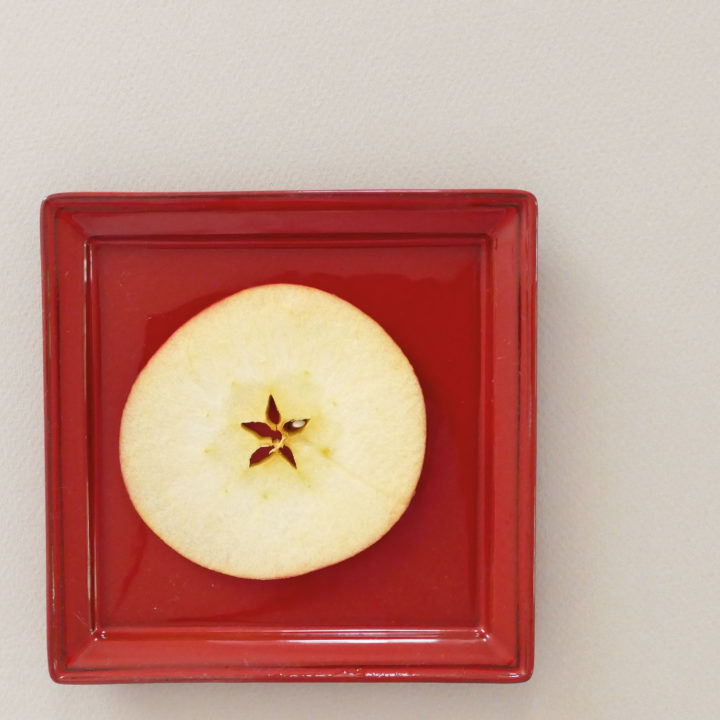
[119, 283, 426, 579]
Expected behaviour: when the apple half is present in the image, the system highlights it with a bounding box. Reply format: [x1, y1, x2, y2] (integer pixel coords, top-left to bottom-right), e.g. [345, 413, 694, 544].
[119, 284, 426, 579]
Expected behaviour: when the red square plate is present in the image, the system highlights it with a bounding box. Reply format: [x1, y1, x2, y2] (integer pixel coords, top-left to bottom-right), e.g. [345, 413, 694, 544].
[42, 191, 537, 683]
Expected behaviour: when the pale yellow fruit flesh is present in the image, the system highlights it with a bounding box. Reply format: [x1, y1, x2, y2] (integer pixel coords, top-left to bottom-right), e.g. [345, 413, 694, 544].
[119, 284, 426, 579]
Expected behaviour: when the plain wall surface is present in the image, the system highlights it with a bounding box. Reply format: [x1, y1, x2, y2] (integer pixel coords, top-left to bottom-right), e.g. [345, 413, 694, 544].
[1, 1, 719, 718]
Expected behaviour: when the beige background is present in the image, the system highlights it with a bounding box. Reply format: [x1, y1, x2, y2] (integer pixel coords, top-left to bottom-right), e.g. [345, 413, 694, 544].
[2, 1, 719, 718]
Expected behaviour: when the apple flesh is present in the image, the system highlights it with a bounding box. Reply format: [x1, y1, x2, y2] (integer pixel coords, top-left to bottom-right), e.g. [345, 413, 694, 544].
[119, 284, 426, 579]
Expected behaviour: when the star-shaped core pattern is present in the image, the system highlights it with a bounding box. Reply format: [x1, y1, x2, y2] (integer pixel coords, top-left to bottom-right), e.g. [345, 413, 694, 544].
[242, 395, 309, 468]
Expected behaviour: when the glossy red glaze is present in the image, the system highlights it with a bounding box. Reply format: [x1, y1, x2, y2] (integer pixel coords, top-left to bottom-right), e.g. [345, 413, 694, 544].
[41, 191, 537, 683]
